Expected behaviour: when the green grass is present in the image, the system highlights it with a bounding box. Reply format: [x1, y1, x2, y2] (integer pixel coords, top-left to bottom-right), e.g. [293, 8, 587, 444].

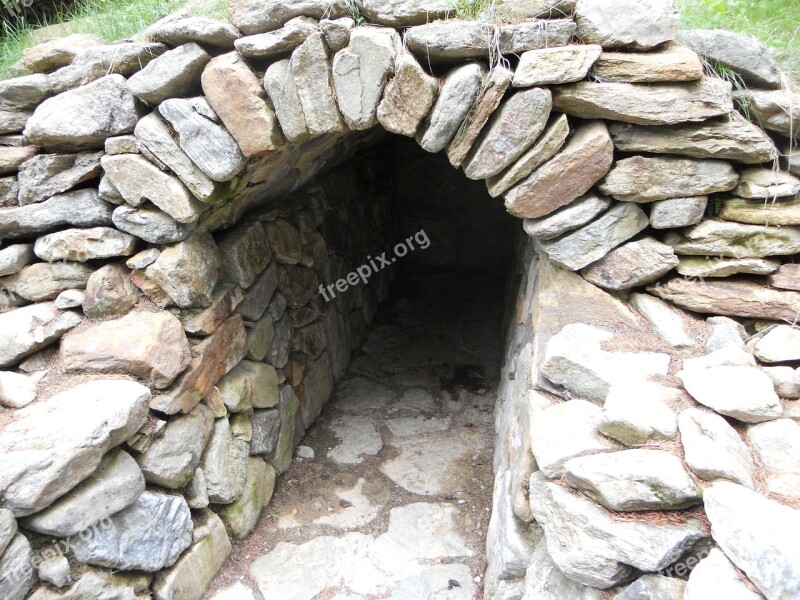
[676, 0, 800, 81]
[0, 0, 227, 79]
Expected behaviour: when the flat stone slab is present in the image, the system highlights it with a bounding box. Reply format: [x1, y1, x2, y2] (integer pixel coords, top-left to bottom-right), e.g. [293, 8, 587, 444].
[327, 415, 383, 465]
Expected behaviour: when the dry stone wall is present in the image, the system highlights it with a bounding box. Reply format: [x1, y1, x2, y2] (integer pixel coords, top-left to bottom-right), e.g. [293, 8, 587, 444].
[1, 0, 800, 598]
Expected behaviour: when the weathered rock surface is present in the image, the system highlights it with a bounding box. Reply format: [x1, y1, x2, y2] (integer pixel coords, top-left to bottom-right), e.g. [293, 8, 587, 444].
[218, 360, 279, 412]
[34, 226, 136, 262]
[61, 311, 191, 388]
[355, 0, 451, 26]
[146, 15, 241, 48]
[523, 539, 601, 600]
[113, 205, 196, 245]
[291, 33, 345, 137]
[463, 87, 552, 180]
[145, 229, 222, 308]
[718, 195, 800, 226]
[650, 196, 709, 229]
[593, 43, 704, 82]
[159, 97, 247, 182]
[679, 28, 782, 89]
[505, 121, 614, 219]
[679, 365, 782, 423]
[733, 168, 800, 200]
[771, 263, 800, 291]
[608, 116, 777, 164]
[200, 417, 250, 504]
[752, 325, 800, 363]
[137, 404, 214, 489]
[553, 78, 732, 125]
[234, 16, 318, 59]
[599, 156, 737, 202]
[0, 370, 45, 409]
[1, 261, 93, 301]
[332, 28, 399, 131]
[0, 379, 149, 516]
[22, 450, 145, 537]
[0, 533, 36, 600]
[238, 261, 278, 321]
[564, 449, 702, 511]
[523, 193, 609, 240]
[684, 547, 764, 600]
[704, 481, 800, 599]
[71, 491, 193, 572]
[513, 45, 602, 87]
[529, 473, 706, 588]
[215, 457, 275, 539]
[404, 21, 495, 63]
[582, 237, 678, 290]
[127, 42, 210, 105]
[263, 58, 309, 143]
[663, 220, 800, 259]
[0, 244, 33, 276]
[575, 0, 679, 49]
[72, 42, 166, 76]
[497, 20, 577, 55]
[83, 262, 139, 318]
[600, 380, 678, 446]
[0, 302, 81, 367]
[202, 52, 284, 157]
[537, 203, 649, 271]
[20, 33, 100, 73]
[227, 0, 347, 35]
[376, 52, 439, 138]
[0, 187, 113, 239]
[17, 151, 102, 205]
[417, 63, 484, 154]
[101, 154, 201, 224]
[737, 89, 800, 140]
[24, 75, 139, 151]
[631, 293, 697, 351]
[217, 221, 271, 289]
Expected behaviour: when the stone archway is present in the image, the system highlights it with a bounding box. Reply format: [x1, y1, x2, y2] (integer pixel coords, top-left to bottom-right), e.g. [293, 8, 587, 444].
[1, 0, 800, 599]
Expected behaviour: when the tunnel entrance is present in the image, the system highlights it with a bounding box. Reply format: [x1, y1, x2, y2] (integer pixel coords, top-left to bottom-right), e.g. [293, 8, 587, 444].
[204, 136, 520, 598]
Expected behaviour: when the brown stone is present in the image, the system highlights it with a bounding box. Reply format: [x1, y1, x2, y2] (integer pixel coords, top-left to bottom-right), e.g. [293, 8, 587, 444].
[0, 145, 38, 176]
[770, 264, 800, 292]
[61, 311, 191, 389]
[592, 43, 704, 83]
[504, 121, 613, 219]
[181, 283, 244, 336]
[650, 278, 800, 322]
[377, 52, 439, 139]
[21, 34, 101, 73]
[201, 53, 284, 157]
[718, 195, 800, 226]
[582, 237, 679, 291]
[83, 263, 139, 318]
[151, 315, 247, 414]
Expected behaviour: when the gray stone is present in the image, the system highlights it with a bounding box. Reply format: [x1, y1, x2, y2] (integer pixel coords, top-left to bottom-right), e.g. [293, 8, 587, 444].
[238, 261, 278, 321]
[46, 61, 109, 96]
[355, 0, 450, 26]
[650, 197, 708, 229]
[1, 261, 93, 301]
[753, 325, 800, 363]
[684, 547, 764, 600]
[679, 29, 782, 89]
[22, 450, 144, 537]
[180, 282, 244, 336]
[270, 384, 299, 473]
[376, 51, 439, 135]
[487, 113, 570, 198]
[630, 293, 697, 351]
[0, 244, 33, 276]
[564, 449, 702, 511]
[34, 227, 136, 262]
[608, 116, 778, 164]
[134, 112, 221, 203]
[707, 316, 747, 353]
[55, 288, 85, 309]
[227, 0, 347, 35]
[676, 256, 780, 278]
[145, 15, 241, 48]
[736, 89, 800, 140]
[600, 380, 678, 446]
[417, 63, 484, 154]
[404, 21, 495, 63]
[215, 457, 275, 539]
[29, 567, 149, 599]
[0, 176, 18, 206]
[0, 302, 81, 367]
[599, 156, 738, 202]
[112, 205, 196, 244]
[145, 229, 222, 308]
[251, 409, 281, 455]
[17, 151, 102, 205]
[514, 45, 602, 87]
[553, 77, 732, 125]
[0, 73, 50, 111]
[291, 33, 345, 137]
[71, 491, 193, 572]
[463, 88, 552, 180]
[37, 555, 70, 588]
[101, 154, 202, 224]
[200, 417, 250, 504]
[185, 468, 209, 509]
[105, 135, 138, 154]
[221, 361, 279, 412]
[593, 42, 705, 83]
[218, 221, 271, 289]
[72, 42, 167, 76]
[771, 263, 800, 292]
[582, 237, 678, 291]
[704, 481, 800, 599]
[20, 33, 100, 73]
[0, 379, 149, 516]
[537, 203, 649, 271]
[718, 195, 800, 226]
[747, 418, 800, 474]
[529, 473, 706, 588]
[497, 20, 577, 54]
[127, 43, 210, 105]
[523, 539, 601, 600]
[138, 404, 214, 489]
[0, 533, 36, 600]
[202, 52, 284, 158]
[159, 97, 247, 182]
[235, 16, 318, 59]
[615, 575, 686, 600]
[680, 366, 782, 423]
[332, 28, 400, 131]
[265, 219, 302, 264]
[61, 310, 191, 389]
[263, 59, 309, 143]
[575, 0, 679, 49]
[733, 168, 800, 200]
[82, 262, 139, 318]
[663, 220, 800, 259]
[320, 17, 354, 51]
[523, 193, 609, 240]
[277, 264, 318, 308]
[531, 399, 613, 478]
[0, 109, 30, 135]
[0, 145, 37, 176]
[0, 370, 45, 409]
[151, 509, 231, 600]
[24, 75, 139, 151]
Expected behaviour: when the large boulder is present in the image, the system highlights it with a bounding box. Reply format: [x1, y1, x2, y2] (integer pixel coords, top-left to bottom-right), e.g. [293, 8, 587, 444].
[127, 42, 211, 105]
[0, 379, 150, 516]
[24, 75, 140, 151]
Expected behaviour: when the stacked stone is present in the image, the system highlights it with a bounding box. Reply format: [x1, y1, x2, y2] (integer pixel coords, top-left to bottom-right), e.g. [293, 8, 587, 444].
[0, 0, 799, 598]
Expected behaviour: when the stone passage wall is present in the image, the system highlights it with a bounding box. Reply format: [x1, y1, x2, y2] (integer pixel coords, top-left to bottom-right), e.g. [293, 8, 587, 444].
[1, 0, 800, 598]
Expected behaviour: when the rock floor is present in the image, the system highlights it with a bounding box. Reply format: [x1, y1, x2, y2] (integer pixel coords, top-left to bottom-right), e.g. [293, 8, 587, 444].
[204, 272, 507, 600]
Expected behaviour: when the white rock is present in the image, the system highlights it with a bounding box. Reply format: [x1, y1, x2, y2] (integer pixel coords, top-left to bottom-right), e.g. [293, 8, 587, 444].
[615, 574, 686, 600]
[599, 380, 678, 445]
[0, 244, 33, 276]
[54, 289, 85, 309]
[0, 370, 45, 408]
[706, 316, 746, 352]
[763, 366, 800, 399]
[0, 302, 82, 368]
[37, 555, 70, 588]
[575, 0, 679, 50]
[679, 365, 783, 423]
[522, 539, 601, 600]
[631, 293, 697, 351]
[746, 419, 800, 473]
[523, 193, 610, 240]
[752, 325, 800, 363]
[650, 196, 708, 229]
[685, 547, 764, 600]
